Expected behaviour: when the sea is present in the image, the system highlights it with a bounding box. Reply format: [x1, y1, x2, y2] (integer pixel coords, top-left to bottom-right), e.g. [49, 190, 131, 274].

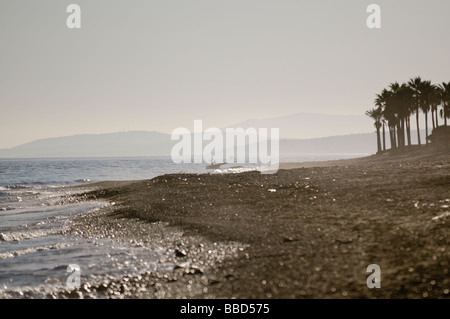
[0, 154, 366, 298]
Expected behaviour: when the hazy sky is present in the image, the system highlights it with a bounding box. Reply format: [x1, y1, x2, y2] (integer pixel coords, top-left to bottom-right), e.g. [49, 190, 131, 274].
[1, 0, 449, 148]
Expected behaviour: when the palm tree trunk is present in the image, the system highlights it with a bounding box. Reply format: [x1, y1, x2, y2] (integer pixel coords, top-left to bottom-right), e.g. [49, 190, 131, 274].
[425, 111, 429, 144]
[435, 108, 439, 127]
[431, 109, 436, 129]
[376, 127, 381, 154]
[442, 108, 447, 126]
[403, 120, 406, 147]
[441, 106, 447, 126]
[393, 126, 397, 149]
[402, 119, 406, 147]
[406, 117, 411, 146]
[416, 109, 421, 146]
[388, 125, 394, 149]
[382, 123, 386, 151]
[389, 126, 397, 149]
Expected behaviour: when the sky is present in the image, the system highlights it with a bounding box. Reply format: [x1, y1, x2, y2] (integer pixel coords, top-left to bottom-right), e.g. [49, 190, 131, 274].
[1, 0, 450, 148]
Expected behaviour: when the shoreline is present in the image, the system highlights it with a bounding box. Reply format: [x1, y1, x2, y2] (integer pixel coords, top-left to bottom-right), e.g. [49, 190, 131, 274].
[64, 146, 449, 298]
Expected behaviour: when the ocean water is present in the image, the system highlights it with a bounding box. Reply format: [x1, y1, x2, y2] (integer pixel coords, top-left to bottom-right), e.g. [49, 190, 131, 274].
[0, 157, 210, 187]
[0, 155, 365, 298]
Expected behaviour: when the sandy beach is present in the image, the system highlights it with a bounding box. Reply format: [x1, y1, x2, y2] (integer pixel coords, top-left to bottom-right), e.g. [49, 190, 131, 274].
[58, 146, 450, 299]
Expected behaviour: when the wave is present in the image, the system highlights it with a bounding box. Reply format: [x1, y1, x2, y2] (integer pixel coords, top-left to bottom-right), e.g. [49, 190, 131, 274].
[74, 179, 91, 183]
[0, 185, 32, 190]
[0, 243, 71, 259]
[214, 167, 259, 174]
[0, 181, 85, 189]
[0, 206, 15, 212]
[213, 164, 278, 174]
[0, 284, 65, 299]
[0, 228, 66, 242]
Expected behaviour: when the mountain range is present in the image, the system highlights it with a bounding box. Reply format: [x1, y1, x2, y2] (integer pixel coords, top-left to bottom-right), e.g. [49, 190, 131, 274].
[0, 113, 422, 159]
[0, 131, 382, 159]
[228, 112, 373, 139]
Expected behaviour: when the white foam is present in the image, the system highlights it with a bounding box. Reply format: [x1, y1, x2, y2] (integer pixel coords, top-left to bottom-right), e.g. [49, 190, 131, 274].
[214, 167, 258, 174]
[0, 243, 72, 259]
[0, 228, 66, 242]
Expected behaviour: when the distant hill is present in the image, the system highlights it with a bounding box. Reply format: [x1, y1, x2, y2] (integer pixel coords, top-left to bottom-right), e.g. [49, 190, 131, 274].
[0, 130, 376, 159]
[0, 131, 173, 158]
[229, 112, 374, 139]
[0, 129, 428, 159]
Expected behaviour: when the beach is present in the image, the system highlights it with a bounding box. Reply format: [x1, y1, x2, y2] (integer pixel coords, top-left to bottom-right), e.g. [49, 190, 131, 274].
[60, 146, 450, 299]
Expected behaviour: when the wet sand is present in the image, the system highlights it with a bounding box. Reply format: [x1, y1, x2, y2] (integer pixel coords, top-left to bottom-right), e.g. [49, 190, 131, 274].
[65, 146, 450, 299]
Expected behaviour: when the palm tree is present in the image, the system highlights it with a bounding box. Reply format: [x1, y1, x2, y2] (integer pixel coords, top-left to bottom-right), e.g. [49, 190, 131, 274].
[374, 95, 385, 150]
[383, 102, 398, 149]
[389, 83, 401, 147]
[408, 77, 424, 146]
[381, 118, 387, 150]
[430, 85, 441, 129]
[365, 108, 382, 153]
[378, 87, 401, 149]
[389, 82, 412, 148]
[367, 78, 450, 150]
[439, 82, 450, 126]
[400, 84, 415, 146]
[420, 80, 434, 144]
[374, 94, 385, 150]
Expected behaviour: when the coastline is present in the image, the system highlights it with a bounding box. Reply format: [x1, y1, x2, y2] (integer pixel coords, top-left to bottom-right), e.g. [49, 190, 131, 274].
[66, 147, 450, 298]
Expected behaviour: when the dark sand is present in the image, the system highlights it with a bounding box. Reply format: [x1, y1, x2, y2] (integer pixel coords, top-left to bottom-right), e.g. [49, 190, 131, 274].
[64, 146, 449, 299]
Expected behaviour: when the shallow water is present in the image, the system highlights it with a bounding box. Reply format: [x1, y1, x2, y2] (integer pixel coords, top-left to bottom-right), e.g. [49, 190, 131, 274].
[0, 186, 176, 298]
[0, 157, 209, 187]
